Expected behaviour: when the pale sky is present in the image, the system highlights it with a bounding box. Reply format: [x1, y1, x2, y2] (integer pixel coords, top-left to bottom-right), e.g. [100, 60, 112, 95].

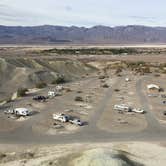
[0, 0, 166, 27]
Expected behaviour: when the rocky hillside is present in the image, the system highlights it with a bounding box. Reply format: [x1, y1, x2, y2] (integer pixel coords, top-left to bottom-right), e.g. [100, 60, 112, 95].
[1, 25, 166, 44]
[0, 58, 96, 100]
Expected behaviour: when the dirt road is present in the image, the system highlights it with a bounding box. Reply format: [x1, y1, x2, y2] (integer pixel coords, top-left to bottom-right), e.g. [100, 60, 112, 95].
[0, 75, 166, 144]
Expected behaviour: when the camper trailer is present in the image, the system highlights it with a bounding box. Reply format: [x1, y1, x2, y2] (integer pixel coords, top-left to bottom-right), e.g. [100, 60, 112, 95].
[5, 108, 30, 116]
[114, 104, 131, 112]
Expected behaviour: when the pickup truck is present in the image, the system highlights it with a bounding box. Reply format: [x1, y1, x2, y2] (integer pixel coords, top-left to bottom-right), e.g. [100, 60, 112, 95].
[52, 113, 69, 123]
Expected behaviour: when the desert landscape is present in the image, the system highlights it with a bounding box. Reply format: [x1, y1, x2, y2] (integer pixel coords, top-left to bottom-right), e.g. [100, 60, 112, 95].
[0, 45, 166, 165]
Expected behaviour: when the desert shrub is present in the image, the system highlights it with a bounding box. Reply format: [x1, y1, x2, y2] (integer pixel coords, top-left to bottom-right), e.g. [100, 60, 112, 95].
[98, 75, 106, 79]
[154, 74, 160, 77]
[125, 61, 146, 71]
[64, 88, 72, 92]
[114, 89, 120, 92]
[159, 88, 164, 92]
[142, 67, 151, 73]
[102, 84, 109, 88]
[6, 97, 12, 103]
[75, 96, 84, 102]
[17, 88, 28, 97]
[51, 77, 66, 84]
[21, 152, 35, 159]
[115, 68, 122, 74]
[35, 82, 47, 89]
[0, 153, 7, 159]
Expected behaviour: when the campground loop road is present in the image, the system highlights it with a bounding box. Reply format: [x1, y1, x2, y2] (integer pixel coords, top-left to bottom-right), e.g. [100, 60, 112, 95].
[0, 76, 166, 144]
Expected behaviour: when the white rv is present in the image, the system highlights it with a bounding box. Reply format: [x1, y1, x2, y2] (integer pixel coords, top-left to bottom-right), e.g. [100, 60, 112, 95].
[5, 108, 30, 116]
[113, 104, 131, 112]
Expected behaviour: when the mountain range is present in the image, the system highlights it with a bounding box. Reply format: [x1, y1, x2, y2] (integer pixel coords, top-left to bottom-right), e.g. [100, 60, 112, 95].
[1, 25, 166, 44]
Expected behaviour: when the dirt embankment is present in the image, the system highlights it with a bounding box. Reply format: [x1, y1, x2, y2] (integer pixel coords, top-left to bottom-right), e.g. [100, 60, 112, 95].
[0, 58, 96, 101]
[0, 142, 166, 166]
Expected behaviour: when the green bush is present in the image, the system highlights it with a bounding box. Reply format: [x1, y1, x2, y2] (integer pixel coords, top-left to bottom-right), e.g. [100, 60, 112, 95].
[35, 82, 47, 89]
[17, 88, 28, 97]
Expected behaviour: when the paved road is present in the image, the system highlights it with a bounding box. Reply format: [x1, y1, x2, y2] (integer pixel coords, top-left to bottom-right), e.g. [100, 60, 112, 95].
[0, 76, 166, 144]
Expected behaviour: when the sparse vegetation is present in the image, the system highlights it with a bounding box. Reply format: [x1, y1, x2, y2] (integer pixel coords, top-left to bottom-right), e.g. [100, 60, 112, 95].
[98, 75, 106, 79]
[115, 68, 122, 74]
[75, 96, 84, 102]
[114, 89, 120, 92]
[0, 153, 7, 159]
[17, 88, 28, 97]
[102, 84, 109, 88]
[51, 77, 66, 84]
[20, 152, 35, 159]
[163, 111, 166, 116]
[154, 74, 160, 77]
[35, 82, 47, 89]
[42, 48, 138, 55]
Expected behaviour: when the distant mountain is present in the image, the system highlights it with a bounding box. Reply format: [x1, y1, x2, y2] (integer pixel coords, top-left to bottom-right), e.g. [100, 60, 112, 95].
[0, 25, 166, 44]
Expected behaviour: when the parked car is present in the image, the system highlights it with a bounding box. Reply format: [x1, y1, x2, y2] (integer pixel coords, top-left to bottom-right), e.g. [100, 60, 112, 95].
[33, 96, 47, 102]
[132, 108, 145, 114]
[69, 119, 83, 126]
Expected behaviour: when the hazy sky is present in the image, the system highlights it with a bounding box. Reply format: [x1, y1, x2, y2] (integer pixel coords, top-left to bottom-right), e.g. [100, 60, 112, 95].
[0, 0, 166, 27]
